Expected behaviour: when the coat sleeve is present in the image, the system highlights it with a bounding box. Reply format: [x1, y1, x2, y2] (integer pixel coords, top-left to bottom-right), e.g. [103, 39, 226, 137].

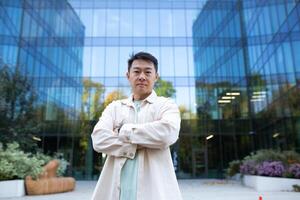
[91, 101, 137, 159]
[120, 98, 181, 150]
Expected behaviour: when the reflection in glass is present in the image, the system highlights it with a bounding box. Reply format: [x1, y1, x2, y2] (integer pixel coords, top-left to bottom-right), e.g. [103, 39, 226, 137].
[1, 0, 300, 180]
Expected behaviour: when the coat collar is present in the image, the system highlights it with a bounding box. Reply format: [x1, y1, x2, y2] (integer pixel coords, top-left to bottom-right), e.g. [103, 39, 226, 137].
[121, 90, 157, 106]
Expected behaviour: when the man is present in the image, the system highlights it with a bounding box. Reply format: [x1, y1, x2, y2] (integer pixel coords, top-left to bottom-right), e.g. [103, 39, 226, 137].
[91, 52, 182, 200]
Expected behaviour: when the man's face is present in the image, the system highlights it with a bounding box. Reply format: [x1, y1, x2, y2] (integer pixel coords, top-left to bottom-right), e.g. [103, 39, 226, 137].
[127, 59, 158, 100]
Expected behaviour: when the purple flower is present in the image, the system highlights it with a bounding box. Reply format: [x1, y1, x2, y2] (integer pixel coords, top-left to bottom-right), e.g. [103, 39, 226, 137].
[256, 161, 285, 177]
[288, 163, 300, 178]
[240, 160, 256, 175]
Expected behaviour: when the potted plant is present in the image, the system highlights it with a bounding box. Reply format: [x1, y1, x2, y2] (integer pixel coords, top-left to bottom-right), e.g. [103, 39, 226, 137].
[0, 142, 44, 198]
[0, 142, 71, 197]
[238, 149, 300, 191]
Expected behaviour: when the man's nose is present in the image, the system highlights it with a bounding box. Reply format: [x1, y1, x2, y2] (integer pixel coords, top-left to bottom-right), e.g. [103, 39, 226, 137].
[138, 72, 146, 80]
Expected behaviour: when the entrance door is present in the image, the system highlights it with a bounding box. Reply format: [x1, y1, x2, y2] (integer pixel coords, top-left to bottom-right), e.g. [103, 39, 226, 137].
[192, 147, 208, 177]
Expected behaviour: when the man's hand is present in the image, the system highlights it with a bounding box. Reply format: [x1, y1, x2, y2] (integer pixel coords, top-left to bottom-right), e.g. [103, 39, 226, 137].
[118, 123, 134, 143]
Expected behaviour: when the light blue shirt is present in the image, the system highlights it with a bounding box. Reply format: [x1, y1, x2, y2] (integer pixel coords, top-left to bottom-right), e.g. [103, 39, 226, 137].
[120, 100, 141, 200]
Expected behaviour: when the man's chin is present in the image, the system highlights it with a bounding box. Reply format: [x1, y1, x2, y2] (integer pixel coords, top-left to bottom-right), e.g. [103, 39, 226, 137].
[134, 89, 151, 96]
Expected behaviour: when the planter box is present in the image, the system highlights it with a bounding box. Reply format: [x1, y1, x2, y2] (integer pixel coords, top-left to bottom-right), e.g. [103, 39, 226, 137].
[230, 173, 242, 182]
[0, 180, 25, 198]
[243, 175, 300, 191]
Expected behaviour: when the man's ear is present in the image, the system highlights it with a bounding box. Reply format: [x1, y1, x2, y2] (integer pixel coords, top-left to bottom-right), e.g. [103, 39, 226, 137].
[155, 73, 159, 81]
[126, 72, 129, 79]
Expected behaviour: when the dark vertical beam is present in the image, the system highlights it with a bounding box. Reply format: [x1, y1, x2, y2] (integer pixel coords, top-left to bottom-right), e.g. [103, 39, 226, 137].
[237, 0, 256, 151]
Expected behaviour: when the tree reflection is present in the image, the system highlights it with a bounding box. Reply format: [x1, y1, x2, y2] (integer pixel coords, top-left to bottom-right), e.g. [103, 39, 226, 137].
[104, 89, 127, 108]
[0, 61, 42, 152]
[154, 77, 176, 98]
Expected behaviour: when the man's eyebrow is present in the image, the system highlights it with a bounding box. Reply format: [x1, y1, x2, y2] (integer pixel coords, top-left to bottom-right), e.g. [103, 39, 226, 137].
[132, 66, 141, 70]
[145, 67, 153, 70]
[131, 67, 153, 70]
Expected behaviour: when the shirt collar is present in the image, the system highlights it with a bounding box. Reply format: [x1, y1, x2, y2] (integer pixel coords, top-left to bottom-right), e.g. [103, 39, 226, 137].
[144, 90, 157, 104]
[121, 90, 157, 106]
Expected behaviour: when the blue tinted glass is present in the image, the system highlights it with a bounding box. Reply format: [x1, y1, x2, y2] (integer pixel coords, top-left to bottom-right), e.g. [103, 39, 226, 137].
[282, 43, 294, 74]
[275, 46, 285, 74]
[133, 9, 146, 37]
[174, 47, 188, 76]
[105, 47, 119, 76]
[269, 54, 277, 74]
[80, 9, 94, 36]
[146, 9, 159, 36]
[262, 7, 272, 34]
[172, 10, 186, 37]
[91, 47, 105, 77]
[120, 9, 133, 36]
[159, 9, 173, 37]
[292, 41, 300, 72]
[160, 47, 174, 77]
[119, 47, 133, 75]
[276, 4, 287, 30]
[106, 9, 120, 37]
[93, 9, 106, 36]
[187, 47, 195, 77]
[83, 47, 92, 76]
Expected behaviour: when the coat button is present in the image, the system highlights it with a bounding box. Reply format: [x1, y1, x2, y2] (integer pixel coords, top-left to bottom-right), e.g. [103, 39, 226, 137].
[123, 152, 127, 156]
[129, 153, 134, 157]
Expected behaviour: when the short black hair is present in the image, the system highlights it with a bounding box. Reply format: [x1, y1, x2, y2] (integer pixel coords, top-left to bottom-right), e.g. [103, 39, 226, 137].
[128, 52, 158, 72]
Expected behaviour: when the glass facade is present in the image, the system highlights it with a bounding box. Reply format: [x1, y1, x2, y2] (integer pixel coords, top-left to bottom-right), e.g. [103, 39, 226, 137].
[193, 0, 300, 177]
[66, 0, 204, 179]
[1, 0, 300, 179]
[0, 0, 85, 175]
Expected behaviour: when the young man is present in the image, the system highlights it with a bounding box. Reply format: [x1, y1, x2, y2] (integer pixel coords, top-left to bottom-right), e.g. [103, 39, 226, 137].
[91, 52, 182, 200]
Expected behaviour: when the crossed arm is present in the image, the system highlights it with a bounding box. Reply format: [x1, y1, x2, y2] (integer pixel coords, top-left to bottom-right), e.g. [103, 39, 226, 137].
[91, 100, 181, 159]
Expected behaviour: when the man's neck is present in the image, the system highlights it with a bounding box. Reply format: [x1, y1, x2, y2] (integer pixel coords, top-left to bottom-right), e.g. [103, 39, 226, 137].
[133, 92, 151, 101]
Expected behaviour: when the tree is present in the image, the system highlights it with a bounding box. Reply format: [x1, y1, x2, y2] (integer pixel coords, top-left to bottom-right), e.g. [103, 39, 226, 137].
[0, 62, 41, 151]
[77, 79, 105, 178]
[104, 89, 127, 108]
[79, 79, 105, 152]
[154, 78, 176, 98]
[82, 79, 105, 121]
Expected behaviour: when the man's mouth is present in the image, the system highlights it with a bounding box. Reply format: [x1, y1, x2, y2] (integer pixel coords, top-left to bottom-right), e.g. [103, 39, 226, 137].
[137, 83, 146, 86]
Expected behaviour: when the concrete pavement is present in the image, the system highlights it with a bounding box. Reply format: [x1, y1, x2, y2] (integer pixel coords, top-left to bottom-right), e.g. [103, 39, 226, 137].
[1, 179, 300, 200]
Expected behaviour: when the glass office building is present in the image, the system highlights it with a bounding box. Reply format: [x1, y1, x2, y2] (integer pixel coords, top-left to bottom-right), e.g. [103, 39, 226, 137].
[0, 0, 85, 175]
[67, 0, 206, 179]
[1, 0, 300, 179]
[193, 0, 300, 177]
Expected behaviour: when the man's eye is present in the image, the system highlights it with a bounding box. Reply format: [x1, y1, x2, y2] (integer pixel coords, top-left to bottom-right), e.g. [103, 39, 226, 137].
[146, 71, 151, 74]
[134, 71, 139, 73]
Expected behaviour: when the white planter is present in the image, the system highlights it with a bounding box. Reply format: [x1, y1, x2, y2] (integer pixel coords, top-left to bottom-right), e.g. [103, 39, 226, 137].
[0, 180, 25, 198]
[243, 175, 300, 191]
[231, 173, 242, 182]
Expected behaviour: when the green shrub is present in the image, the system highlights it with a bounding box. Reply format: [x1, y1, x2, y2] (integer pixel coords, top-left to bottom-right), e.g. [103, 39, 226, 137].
[243, 149, 285, 164]
[0, 142, 70, 180]
[0, 142, 44, 180]
[34, 151, 69, 176]
[282, 151, 300, 164]
[0, 159, 15, 180]
[226, 160, 241, 177]
[34, 152, 52, 166]
[53, 153, 69, 177]
[239, 149, 300, 178]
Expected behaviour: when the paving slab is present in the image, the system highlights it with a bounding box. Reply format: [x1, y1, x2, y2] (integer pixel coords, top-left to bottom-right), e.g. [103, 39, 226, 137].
[1, 179, 300, 200]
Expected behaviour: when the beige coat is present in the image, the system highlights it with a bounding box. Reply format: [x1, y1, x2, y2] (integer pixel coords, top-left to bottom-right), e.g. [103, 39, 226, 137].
[91, 91, 182, 200]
